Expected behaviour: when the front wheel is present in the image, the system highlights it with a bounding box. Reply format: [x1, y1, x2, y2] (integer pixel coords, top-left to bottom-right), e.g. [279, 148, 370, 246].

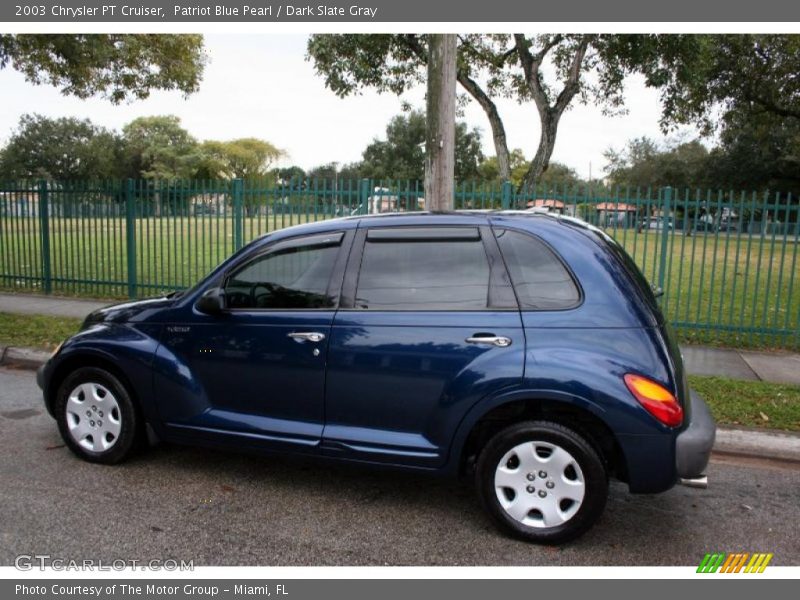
[54, 367, 141, 465]
[476, 420, 608, 544]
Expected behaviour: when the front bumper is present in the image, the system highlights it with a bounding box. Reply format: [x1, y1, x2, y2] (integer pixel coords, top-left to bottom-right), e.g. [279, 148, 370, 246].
[676, 389, 716, 479]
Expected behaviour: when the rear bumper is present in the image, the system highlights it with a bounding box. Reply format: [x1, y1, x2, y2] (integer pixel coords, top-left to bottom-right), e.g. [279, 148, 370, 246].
[675, 389, 716, 479]
[617, 388, 715, 493]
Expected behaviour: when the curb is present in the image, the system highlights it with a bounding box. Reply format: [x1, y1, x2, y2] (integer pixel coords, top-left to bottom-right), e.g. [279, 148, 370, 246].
[713, 427, 800, 464]
[2, 345, 799, 464]
[0, 346, 51, 370]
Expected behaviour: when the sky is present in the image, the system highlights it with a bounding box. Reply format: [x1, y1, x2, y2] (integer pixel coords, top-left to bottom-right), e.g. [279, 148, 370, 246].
[0, 34, 700, 179]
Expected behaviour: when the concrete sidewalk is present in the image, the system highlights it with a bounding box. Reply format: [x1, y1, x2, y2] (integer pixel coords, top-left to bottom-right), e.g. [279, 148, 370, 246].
[682, 345, 800, 386]
[0, 292, 108, 319]
[1, 292, 800, 386]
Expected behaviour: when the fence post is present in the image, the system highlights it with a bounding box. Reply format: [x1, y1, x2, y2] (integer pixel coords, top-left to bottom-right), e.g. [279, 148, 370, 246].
[658, 186, 672, 299]
[125, 179, 137, 299]
[37, 180, 52, 294]
[233, 178, 244, 249]
[501, 181, 513, 210]
[359, 178, 371, 214]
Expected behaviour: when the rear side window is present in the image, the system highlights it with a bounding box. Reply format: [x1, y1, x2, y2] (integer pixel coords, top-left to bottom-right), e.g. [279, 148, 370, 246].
[355, 228, 491, 310]
[494, 229, 580, 310]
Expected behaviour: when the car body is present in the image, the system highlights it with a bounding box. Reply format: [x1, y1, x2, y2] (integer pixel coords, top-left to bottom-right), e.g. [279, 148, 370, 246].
[37, 211, 715, 543]
[695, 221, 717, 232]
[645, 217, 674, 231]
[717, 221, 739, 232]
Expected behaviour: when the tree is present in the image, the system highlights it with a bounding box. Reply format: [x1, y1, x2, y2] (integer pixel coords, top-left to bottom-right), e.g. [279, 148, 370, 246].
[357, 109, 483, 182]
[619, 35, 800, 131]
[198, 138, 284, 179]
[477, 149, 527, 185]
[122, 115, 201, 180]
[307, 163, 341, 181]
[337, 162, 364, 181]
[307, 34, 668, 187]
[0, 34, 206, 102]
[603, 136, 711, 190]
[705, 111, 800, 196]
[276, 165, 307, 183]
[479, 150, 583, 190]
[0, 113, 123, 180]
[535, 162, 584, 192]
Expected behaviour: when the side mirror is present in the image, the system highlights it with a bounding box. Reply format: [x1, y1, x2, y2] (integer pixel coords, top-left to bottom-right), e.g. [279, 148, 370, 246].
[196, 287, 226, 315]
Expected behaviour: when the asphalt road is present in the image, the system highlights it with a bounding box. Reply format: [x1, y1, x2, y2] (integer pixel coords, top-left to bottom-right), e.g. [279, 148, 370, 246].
[1, 367, 798, 567]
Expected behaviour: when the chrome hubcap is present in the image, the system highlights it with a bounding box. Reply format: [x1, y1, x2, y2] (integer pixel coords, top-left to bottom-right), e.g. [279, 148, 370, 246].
[494, 441, 585, 528]
[65, 383, 122, 453]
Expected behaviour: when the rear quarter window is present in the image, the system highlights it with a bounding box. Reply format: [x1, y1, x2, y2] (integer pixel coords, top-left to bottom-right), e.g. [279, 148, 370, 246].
[595, 232, 661, 314]
[494, 229, 580, 310]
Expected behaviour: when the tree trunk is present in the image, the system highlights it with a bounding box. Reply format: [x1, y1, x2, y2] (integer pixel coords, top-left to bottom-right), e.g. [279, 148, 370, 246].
[456, 72, 511, 181]
[425, 35, 457, 211]
[484, 101, 511, 182]
[514, 34, 591, 193]
[519, 109, 560, 191]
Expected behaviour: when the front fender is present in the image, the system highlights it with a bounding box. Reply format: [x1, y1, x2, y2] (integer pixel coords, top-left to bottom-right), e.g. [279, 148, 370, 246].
[41, 323, 162, 425]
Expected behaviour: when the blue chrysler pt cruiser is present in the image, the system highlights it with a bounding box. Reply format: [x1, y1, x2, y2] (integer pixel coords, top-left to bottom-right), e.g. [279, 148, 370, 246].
[38, 211, 715, 543]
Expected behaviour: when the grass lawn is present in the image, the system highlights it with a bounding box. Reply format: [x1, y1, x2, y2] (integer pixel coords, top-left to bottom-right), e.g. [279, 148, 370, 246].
[0, 312, 82, 351]
[689, 375, 800, 432]
[610, 228, 799, 350]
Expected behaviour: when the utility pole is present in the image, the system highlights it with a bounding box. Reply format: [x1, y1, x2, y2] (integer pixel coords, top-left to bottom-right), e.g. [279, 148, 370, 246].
[424, 34, 457, 211]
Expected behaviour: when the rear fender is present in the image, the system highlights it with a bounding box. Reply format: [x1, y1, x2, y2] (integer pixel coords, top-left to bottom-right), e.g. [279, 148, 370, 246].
[442, 388, 608, 476]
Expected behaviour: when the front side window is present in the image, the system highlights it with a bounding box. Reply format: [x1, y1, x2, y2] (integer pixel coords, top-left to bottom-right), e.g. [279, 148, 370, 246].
[225, 235, 341, 309]
[355, 228, 491, 310]
[494, 229, 580, 310]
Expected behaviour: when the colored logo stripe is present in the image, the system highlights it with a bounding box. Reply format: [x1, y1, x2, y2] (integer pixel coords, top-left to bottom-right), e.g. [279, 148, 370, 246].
[745, 553, 773, 573]
[697, 552, 773, 573]
[697, 553, 726, 573]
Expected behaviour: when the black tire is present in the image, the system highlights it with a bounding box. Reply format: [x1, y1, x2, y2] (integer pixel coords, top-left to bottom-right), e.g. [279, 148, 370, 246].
[54, 367, 141, 465]
[476, 420, 608, 544]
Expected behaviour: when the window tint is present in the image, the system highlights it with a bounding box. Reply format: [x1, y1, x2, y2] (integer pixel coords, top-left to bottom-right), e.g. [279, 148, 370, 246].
[356, 232, 491, 310]
[494, 229, 580, 309]
[225, 238, 340, 309]
[598, 232, 660, 313]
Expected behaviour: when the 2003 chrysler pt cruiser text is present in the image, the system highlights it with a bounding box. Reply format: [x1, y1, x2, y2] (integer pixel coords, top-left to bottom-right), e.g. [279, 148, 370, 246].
[37, 211, 716, 543]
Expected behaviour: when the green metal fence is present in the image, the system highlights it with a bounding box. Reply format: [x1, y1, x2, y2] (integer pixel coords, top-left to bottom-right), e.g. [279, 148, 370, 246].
[1, 178, 798, 350]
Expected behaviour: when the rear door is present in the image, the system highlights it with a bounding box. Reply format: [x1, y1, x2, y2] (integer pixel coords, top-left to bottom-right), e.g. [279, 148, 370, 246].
[322, 224, 525, 467]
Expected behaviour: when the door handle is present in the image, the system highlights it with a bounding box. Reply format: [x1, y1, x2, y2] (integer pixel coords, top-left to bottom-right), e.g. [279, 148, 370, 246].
[287, 332, 326, 343]
[465, 334, 512, 347]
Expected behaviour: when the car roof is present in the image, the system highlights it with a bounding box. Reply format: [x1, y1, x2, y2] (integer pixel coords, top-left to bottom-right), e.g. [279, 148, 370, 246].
[263, 210, 601, 242]
[249, 211, 611, 258]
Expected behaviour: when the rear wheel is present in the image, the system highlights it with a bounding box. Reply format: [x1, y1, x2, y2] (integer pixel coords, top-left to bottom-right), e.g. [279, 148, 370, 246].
[476, 420, 607, 544]
[54, 367, 140, 465]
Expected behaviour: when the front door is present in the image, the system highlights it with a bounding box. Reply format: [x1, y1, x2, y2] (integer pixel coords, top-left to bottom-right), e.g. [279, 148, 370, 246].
[156, 231, 350, 453]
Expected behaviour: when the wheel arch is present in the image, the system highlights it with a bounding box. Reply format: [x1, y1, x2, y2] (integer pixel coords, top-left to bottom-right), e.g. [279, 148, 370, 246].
[45, 349, 143, 421]
[448, 390, 627, 482]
